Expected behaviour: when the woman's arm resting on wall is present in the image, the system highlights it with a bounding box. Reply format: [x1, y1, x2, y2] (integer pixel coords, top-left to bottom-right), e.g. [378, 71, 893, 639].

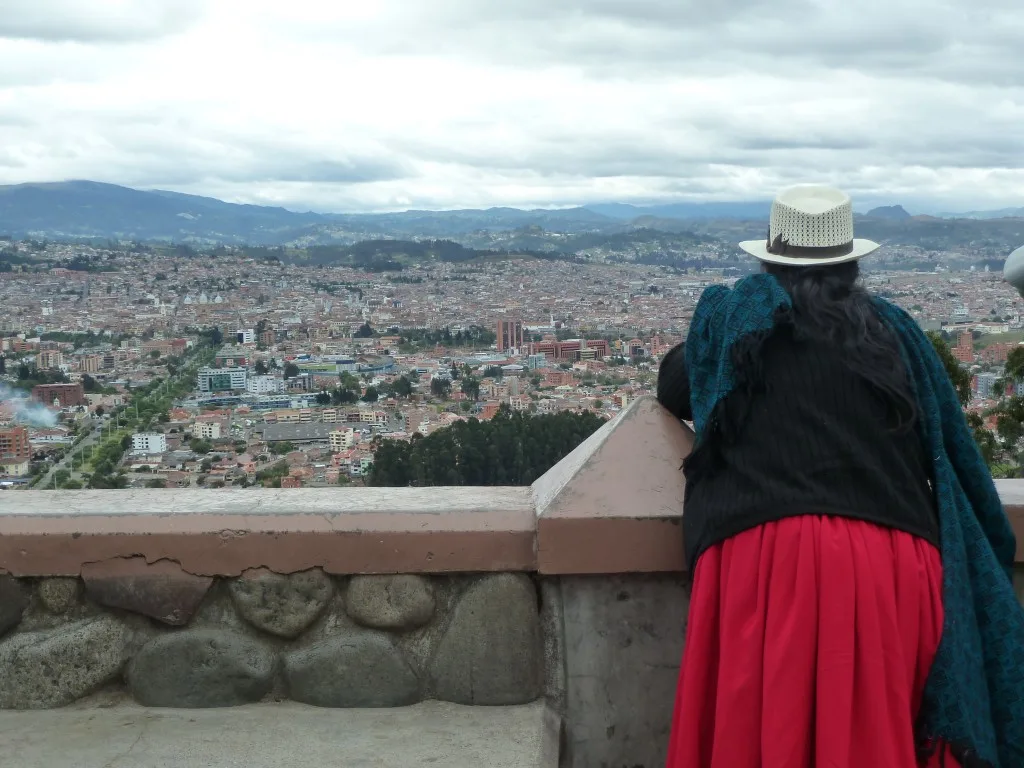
[657, 343, 692, 421]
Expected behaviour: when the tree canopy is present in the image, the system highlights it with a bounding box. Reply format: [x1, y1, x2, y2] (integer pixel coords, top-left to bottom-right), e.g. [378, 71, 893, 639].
[367, 408, 605, 487]
[926, 332, 971, 407]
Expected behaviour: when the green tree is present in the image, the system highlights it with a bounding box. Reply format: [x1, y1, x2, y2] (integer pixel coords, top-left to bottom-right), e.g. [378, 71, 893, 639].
[283, 362, 300, 379]
[997, 414, 1024, 450]
[460, 377, 481, 401]
[926, 332, 971, 407]
[255, 460, 289, 486]
[430, 378, 452, 400]
[1006, 346, 1024, 382]
[362, 386, 379, 403]
[368, 410, 606, 488]
[354, 322, 374, 338]
[390, 375, 414, 399]
[145, 478, 166, 489]
[332, 387, 358, 405]
[254, 360, 268, 375]
[189, 438, 213, 454]
[270, 441, 296, 455]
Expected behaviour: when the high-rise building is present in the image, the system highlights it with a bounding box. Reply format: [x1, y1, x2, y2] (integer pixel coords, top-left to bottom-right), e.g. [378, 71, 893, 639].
[497, 319, 525, 353]
[132, 433, 168, 455]
[975, 372, 1000, 400]
[36, 349, 64, 369]
[0, 426, 31, 476]
[197, 367, 248, 393]
[190, 421, 222, 440]
[246, 375, 284, 394]
[78, 355, 102, 373]
[954, 331, 974, 364]
[329, 428, 356, 452]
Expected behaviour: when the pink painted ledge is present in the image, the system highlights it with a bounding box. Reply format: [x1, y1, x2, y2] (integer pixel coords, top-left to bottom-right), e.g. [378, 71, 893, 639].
[1, 397, 1022, 577]
[532, 396, 1024, 572]
[0, 487, 536, 577]
[533, 396, 693, 574]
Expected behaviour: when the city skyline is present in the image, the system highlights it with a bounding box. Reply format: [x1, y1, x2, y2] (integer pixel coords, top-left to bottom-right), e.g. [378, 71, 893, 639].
[1, 1, 1024, 213]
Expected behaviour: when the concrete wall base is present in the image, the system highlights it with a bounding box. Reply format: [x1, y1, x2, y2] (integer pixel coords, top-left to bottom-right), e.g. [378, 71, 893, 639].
[552, 574, 690, 768]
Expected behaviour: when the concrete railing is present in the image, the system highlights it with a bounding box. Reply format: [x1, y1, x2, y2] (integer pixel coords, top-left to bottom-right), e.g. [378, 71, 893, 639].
[2, 396, 1023, 768]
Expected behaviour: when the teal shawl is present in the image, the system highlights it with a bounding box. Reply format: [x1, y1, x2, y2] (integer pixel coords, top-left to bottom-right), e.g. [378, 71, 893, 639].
[685, 274, 1024, 767]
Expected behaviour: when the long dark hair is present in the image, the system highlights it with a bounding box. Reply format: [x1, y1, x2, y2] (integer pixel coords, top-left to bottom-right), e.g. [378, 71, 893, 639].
[759, 260, 917, 431]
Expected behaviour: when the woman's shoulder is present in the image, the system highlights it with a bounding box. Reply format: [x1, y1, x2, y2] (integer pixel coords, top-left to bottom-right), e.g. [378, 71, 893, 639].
[868, 295, 923, 334]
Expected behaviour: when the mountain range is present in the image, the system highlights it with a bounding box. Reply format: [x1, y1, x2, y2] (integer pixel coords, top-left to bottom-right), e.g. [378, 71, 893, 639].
[0, 180, 1022, 247]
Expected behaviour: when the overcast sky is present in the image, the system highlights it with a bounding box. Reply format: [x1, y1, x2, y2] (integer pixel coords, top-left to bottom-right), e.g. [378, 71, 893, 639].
[1, 0, 1023, 213]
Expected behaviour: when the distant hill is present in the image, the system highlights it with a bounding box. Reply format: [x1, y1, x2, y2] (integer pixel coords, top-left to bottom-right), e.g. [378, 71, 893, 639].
[0, 181, 329, 244]
[865, 205, 911, 220]
[585, 201, 770, 221]
[0, 181, 622, 244]
[2, 181, 1024, 263]
[336, 206, 616, 237]
[936, 207, 1024, 220]
[296, 239, 579, 270]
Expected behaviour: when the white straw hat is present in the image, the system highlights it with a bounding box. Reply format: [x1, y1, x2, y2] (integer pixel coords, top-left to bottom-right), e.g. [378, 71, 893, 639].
[739, 184, 880, 266]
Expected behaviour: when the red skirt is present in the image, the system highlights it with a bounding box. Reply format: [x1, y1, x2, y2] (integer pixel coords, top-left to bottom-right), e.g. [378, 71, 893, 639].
[666, 515, 953, 768]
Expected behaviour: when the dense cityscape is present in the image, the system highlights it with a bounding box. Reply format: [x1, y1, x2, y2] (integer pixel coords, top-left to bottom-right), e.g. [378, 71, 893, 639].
[1, 230, 1022, 491]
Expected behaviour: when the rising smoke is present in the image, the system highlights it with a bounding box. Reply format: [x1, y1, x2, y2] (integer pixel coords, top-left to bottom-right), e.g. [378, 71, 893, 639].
[0, 381, 58, 428]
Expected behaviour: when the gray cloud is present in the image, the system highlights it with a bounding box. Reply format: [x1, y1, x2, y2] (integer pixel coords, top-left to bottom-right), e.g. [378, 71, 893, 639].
[0, 0, 203, 43]
[0, 0, 1023, 212]
[308, 0, 1024, 86]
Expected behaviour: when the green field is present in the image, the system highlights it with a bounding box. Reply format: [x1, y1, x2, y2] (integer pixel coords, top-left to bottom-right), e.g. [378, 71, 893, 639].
[298, 363, 337, 372]
[976, 331, 1024, 349]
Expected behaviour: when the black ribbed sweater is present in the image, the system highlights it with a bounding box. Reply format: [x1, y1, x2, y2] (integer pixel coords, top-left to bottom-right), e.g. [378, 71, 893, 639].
[657, 329, 939, 569]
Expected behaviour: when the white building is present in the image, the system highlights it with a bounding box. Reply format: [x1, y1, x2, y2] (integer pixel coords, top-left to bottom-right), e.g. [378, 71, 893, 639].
[191, 421, 222, 440]
[329, 428, 356, 452]
[235, 328, 256, 345]
[197, 367, 247, 393]
[132, 433, 168, 455]
[976, 372, 1000, 400]
[246, 375, 285, 395]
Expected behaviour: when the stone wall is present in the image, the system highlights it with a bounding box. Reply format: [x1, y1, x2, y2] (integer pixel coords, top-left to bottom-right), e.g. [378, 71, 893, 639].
[0, 563, 542, 710]
[3, 398, 1024, 768]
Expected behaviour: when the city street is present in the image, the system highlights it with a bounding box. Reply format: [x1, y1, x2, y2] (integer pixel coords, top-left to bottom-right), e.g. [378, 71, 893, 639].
[34, 416, 106, 490]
